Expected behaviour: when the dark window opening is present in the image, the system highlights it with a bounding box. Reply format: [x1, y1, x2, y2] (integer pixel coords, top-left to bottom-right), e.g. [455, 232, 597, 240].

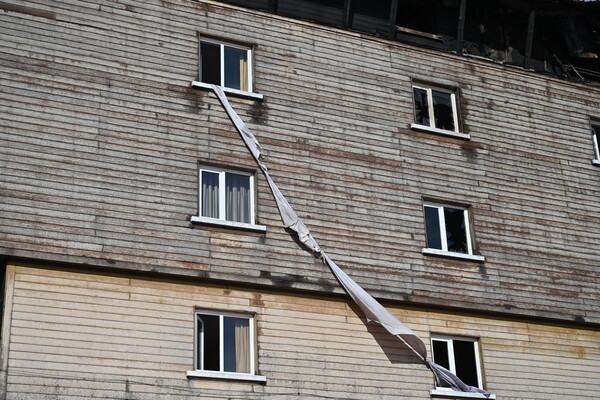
[432, 89, 455, 131]
[210, 0, 600, 84]
[444, 206, 468, 254]
[463, 0, 529, 64]
[200, 42, 221, 85]
[413, 87, 430, 126]
[350, 0, 391, 36]
[198, 314, 220, 371]
[395, 0, 459, 49]
[453, 339, 479, 388]
[278, 0, 345, 27]
[432, 336, 482, 390]
[424, 206, 442, 250]
[423, 202, 473, 255]
[432, 340, 450, 370]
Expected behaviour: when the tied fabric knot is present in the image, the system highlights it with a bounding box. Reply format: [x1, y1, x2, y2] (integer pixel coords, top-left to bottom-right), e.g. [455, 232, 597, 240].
[427, 361, 491, 398]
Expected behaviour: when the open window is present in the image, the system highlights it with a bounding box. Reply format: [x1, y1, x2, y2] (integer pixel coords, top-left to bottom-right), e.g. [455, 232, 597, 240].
[187, 310, 265, 382]
[431, 334, 488, 396]
[191, 165, 266, 232]
[191, 36, 263, 100]
[591, 120, 600, 165]
[200, 37, 252, 91]
[422, 201, 484, 261]
[411, 83, 467, 139]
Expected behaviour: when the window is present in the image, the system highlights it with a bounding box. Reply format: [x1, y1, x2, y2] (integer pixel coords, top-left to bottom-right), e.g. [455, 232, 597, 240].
[422, 201, 484, 261]
[191, 166, 265, 231]
[187, 310, 265, 382]
[591, 121, 600, 164]
[199, 37, 253, 92]
[431, 334, 483, 391]
[412, 84, 467, 139]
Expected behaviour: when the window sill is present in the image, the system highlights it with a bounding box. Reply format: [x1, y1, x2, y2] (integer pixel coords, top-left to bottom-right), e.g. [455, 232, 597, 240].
[191, 81, 264, 101]
[411, 123, 470, 140]
[422, 248, 485, 262]
[186, 370, 266, 383]
[592, 159, 600, 166]
[431, 389, 495, 399]
[191, 216, 267, 232]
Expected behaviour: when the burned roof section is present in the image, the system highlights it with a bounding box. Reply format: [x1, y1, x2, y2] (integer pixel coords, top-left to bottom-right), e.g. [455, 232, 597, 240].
[218, 0, 600, 84]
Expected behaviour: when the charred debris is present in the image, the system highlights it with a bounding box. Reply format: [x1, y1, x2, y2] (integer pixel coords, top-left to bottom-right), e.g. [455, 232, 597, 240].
[216, 0, 600, 84]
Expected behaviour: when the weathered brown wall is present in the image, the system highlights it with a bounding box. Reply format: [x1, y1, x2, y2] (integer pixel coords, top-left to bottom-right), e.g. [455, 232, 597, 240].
[2, 264, 599, 399]
[1, 0, 599, 325]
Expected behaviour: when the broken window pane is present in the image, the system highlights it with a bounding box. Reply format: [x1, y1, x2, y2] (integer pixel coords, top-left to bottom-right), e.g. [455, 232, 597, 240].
[453, 339, 479, 388]
[432, 89, 454, 131]
[424, 206, 442, 250]
[413, 87, 430, 126]
[444, 207, 468, 254]
[201, 42, 221, 85]
[224, 46, 248, 91]
[198, 313, 220, 371]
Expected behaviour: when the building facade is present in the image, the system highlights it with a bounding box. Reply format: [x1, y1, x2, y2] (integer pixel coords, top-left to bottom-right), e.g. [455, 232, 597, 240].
[1, 0, 599, 399]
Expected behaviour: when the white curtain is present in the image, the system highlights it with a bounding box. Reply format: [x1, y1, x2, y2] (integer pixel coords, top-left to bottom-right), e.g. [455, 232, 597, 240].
[202, 171, 219, 218]
[226, 173, 250, 223]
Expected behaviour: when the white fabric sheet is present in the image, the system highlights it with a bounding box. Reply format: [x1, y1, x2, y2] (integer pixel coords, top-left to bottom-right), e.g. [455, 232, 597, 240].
[210, 85, 490, 397]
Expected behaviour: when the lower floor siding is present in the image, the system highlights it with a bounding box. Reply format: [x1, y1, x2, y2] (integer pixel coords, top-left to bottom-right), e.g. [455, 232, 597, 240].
[0, 262, 598, 399]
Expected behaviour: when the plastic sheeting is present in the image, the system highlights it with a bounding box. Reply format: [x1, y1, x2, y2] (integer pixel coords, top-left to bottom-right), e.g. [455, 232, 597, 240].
[210, 84, 490, 397]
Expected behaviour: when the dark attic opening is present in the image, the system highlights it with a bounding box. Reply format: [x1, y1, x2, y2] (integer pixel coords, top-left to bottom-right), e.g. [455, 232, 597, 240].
[214, 0, 600, 84]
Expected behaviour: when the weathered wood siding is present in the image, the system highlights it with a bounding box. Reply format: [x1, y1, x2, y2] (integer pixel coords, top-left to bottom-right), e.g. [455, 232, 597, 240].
[1, 0, 599, 324]
[1, 264, 599, 399]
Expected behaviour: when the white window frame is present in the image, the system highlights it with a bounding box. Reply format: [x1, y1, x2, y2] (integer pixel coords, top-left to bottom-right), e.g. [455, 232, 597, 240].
[422, 201, 484, 262]
[591, 121, 600, 165]
[191, 165, 266, 232]
[191, 36, 263, 100]
[187, 309, 266, 382]
[430, 334, 489, 397]
[411, 84, 468, 139]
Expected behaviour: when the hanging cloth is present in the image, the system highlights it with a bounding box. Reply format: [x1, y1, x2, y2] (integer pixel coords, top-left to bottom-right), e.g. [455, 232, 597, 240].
[210, 85, 490, 397]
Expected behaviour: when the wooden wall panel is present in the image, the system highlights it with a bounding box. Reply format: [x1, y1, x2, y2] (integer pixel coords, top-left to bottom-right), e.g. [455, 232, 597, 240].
[3, 264, 599, 399]
[1, 0, 599, 325]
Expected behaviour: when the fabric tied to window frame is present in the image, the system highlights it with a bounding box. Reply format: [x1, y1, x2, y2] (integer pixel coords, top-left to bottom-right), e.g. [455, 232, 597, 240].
[210, 84, 490, 398]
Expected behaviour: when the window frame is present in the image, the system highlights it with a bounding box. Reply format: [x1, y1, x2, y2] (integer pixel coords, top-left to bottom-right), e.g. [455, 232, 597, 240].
[191, 165, 266, 232]
[422, 201, 484, 262]
[411, 83, 468, 139]
[430, 334, 484, 392]
[191, 35, 263, 100]
[187, 309, 266, 382]
[591, 120, 600, 165]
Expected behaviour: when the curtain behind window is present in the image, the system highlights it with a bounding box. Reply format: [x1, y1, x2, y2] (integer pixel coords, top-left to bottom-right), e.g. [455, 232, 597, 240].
[235, 318, 250, 373]
[240, 56, 248, 92]
[226, 173, 250, 223]
[201, 171, 220, 219]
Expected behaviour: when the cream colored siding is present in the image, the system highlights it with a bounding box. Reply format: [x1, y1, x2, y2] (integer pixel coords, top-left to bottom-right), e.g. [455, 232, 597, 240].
[3, 263, 599, 399]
